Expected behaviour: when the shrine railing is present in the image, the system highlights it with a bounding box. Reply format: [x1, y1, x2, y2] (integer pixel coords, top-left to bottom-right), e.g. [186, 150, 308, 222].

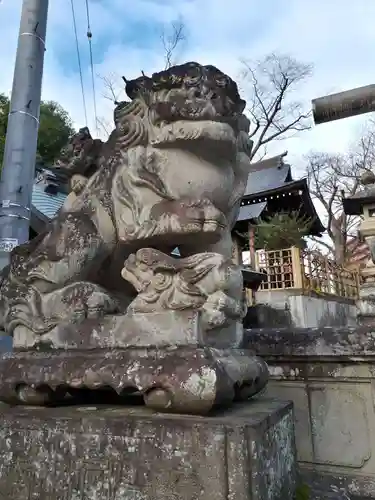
[254, 247, 360, 299]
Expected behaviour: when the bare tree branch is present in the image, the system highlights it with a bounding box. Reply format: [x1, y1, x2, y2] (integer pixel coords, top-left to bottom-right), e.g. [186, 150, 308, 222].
[98, 73, 123, 104]
[96, 116, 111, 139]
[304, 130, 375, 264]
[161, 21, 186, 70]
[309, 236, 335, 253]
[240, 53, 313, 160]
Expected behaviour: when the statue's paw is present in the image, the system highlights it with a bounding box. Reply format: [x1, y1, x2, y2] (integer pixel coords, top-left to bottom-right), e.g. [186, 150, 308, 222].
[201, 309, 227, 330]
[182, 199, 226, 231]
[158, 200, 227, 242]
[86, 291, 119, 318]
[69, 291, 119, 321]
[202, 202, 227, 233]
[201, 291, 244, 330]
[122, 198, 227, 245]
[201, 295, 228, 329]
[70, 174, 88, 194]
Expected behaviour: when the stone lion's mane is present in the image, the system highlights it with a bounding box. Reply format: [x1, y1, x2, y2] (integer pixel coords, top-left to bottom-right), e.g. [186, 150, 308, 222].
[112, 98, 149, 151]
[110, 96, 174, 235]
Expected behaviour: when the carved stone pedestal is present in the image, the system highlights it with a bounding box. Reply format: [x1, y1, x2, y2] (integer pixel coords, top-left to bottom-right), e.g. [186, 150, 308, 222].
[1, 308, 268, 415]
[0, 398, 296, 499]
[0, 346, 268, 415]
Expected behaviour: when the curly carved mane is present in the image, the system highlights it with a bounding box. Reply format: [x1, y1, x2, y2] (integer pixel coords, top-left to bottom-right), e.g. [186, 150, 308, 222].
[112, 98, 149, 152]
[110, 97, 175, 236]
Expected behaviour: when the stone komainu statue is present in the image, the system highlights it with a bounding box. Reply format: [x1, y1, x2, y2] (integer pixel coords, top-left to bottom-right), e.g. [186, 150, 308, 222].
[0, 62, 268, 413]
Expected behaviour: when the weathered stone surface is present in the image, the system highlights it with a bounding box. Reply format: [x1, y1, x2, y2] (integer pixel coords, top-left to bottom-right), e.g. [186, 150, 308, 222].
[357, 296, 375, 326]
[0, 398, 296, 499]
[244, 325, 375, 356]
[246, 326, 375, 499]
[245, 293, 357, 329]
[15, 311, 201, 349]
[14, 310, 243, 350]
[300, 469, 375, 500]
[0, 347, 268, 414]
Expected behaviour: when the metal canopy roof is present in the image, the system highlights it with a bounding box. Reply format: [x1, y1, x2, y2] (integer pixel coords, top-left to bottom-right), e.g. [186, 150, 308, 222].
[32, 184, 66, 220]
[237, 202, 267, 222]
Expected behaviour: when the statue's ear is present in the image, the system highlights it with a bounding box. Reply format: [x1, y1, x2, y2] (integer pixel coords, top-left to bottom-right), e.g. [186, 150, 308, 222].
[137, 249, 178, 274]
[181, 264, 216, 285]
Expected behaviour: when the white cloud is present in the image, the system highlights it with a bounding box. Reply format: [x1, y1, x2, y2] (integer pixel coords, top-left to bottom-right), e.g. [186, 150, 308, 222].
[1, 0, 375, 170]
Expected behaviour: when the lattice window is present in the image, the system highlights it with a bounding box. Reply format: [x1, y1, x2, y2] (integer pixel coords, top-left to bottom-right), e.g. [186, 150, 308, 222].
[255, 247, 359, 298]
[256, 248, 294, 290]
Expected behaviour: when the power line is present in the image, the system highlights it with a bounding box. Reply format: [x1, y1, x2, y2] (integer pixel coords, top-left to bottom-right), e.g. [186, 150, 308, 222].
[85, 0, 99, 135]
[70, 0, 88, 127]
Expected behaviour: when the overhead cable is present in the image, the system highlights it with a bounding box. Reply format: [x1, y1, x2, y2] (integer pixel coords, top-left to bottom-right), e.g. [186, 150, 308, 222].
[70, 0, 88, 127]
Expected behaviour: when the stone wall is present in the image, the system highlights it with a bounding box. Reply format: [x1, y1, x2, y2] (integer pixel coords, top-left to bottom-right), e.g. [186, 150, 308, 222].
[245, 326, 375, 500]
[248, 291, 357, 328]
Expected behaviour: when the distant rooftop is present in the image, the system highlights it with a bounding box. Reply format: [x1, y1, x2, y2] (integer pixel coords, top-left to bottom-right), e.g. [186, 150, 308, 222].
[244, 152, 291, 196]
[343, 183, 375, 215]
[30, 164, 68, 233]
[236, 152, 324, 236]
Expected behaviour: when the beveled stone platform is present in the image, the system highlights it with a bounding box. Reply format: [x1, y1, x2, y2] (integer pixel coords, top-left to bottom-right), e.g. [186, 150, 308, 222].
[0, 398, 296, 499]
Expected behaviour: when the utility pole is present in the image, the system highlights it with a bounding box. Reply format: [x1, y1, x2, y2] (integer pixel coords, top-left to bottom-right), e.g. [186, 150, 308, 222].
[0, 0, 49, 271]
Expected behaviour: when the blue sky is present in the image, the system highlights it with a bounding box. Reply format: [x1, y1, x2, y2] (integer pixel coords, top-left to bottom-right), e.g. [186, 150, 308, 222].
[1, 0, 375, 169]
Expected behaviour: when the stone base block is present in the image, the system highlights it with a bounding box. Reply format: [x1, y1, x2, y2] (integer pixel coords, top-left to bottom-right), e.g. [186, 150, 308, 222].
[0, 398, 296, 500]
[0, 347, 268, 415]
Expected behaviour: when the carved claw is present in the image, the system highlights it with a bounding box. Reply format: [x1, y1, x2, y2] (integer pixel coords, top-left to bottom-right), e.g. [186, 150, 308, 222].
[184, 201, 227, 234]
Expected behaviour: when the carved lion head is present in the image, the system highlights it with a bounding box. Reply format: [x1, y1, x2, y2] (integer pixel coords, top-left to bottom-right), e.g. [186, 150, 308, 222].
[125, 62, 246, 122]
[55, 127, 103, 179]
[112, 62, 249, 158]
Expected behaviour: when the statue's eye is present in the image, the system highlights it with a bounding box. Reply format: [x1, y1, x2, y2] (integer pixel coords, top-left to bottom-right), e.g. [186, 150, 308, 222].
[170, 75, 182, 85]
[215, 76, 228, 88]
[185, 68, 202, 87]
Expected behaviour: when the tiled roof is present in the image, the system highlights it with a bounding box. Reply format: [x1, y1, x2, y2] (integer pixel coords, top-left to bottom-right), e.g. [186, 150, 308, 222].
[249, 152, 288, 172]
[32, 184, 66, 219]
[244, 163, 292, 197]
